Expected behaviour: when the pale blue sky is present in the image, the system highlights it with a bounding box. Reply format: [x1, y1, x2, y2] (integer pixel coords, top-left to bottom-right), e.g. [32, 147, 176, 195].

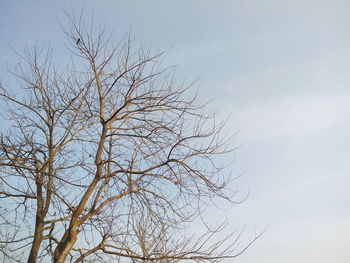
[1, 1, 350, 262]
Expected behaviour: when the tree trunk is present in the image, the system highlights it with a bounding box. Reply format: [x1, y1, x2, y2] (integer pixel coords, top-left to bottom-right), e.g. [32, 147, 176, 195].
[53, 230, 78, 263]
[27, 215, 44, 263]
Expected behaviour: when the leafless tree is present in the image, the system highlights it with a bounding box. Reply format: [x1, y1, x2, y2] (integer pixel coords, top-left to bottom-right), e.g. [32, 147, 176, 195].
[0, 12, 259, 263]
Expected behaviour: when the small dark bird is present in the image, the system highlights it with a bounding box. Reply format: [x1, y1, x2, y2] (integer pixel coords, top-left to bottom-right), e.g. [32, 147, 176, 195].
[76, 38, 80, 45]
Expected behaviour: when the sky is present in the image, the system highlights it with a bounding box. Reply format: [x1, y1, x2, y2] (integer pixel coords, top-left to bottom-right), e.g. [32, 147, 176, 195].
[1, 1, 350, 262]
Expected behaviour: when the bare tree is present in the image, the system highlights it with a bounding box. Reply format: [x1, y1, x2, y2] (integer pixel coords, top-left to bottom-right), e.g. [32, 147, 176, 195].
[0, 12, 258, 263]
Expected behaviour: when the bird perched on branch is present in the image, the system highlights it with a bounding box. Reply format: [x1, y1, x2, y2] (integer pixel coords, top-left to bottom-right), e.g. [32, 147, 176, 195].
[76, 38, 80, 45]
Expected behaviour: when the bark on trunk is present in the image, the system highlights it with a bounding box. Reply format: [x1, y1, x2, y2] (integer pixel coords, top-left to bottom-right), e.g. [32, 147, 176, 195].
[27, 215, 44, 263]
[53, 229, 78, 263]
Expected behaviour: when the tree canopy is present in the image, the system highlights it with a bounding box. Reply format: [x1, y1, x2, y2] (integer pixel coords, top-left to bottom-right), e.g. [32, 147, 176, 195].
[0, 12, 257, 263]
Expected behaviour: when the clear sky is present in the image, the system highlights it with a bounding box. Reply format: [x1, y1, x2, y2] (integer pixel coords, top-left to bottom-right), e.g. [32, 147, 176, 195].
[1, 1, 350, 262]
